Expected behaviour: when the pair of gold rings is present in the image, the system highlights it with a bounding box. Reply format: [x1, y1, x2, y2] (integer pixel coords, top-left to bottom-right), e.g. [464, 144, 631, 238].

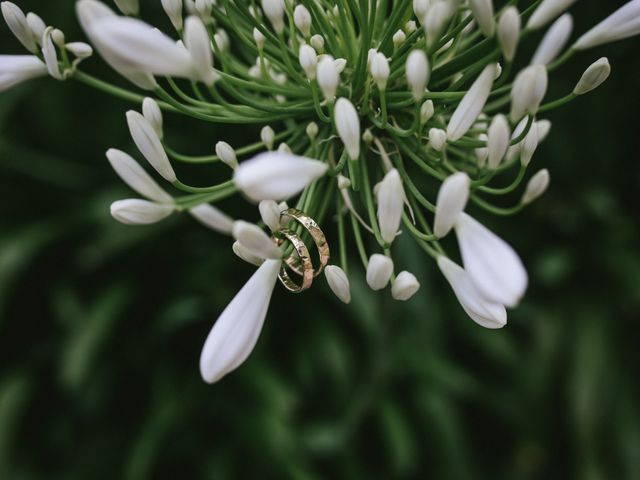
[272, 209, 330, 293]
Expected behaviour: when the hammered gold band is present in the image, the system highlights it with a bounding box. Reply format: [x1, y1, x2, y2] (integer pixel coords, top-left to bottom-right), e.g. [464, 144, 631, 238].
[279, 208, 330, 277]
[273, 228, 314, 293]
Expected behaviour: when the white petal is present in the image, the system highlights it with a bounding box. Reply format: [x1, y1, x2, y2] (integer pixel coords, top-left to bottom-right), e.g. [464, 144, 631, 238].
[110, 199, 174, 224]
[573, 57, 611, 95]
[126, 111, 176, 182]
[531, 14, 573, 66]
[468, 0, 495, 38]
[0, 55, 47, 91]
[527, 0, 577, 31]
[142, 97, 163, 139]
[434, 172, 470, 238]
[521, 169, 550, 205]
[199, 259, 281, 383]
[184, 15, 215, 85]
[437, 256, 507, 329]
[366, 254, 394, 291]
[334, 98, 361, 160]
[454, 213, 528, 308]
[107, 148, 173, 203]
[377, 169, 405, 244]
[42, 29, 63, 81]
[259, 200, 282, 232]
[574, 0, 640, 49]
[324, 265, 351, 303]
[189, 203, 234, 234]
[391, 271, 420, 301]
[1, 2, 37, 53]
[232, 220, 282, 260]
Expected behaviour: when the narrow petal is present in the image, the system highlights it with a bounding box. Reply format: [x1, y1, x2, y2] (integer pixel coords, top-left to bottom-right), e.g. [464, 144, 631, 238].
[434, 172, 470, 238]
[110, 199, 174, 225]
[106, 148, 173, 203]
[377, 169, 405, 244]
[189, 204, 234, 234]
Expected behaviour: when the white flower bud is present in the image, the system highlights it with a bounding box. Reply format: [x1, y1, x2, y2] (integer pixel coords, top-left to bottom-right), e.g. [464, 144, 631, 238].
[294, 5, 312, 37]
[184, 15, 215, 85]
[521, 169, 550, 205]
[277, 142, 291, 153]
[362, 128, 374, 144]
[575, 1, 640, 50]
[195, 0, 213, 23]
[536, 119, 552, 143]
[405, 20, 417, 33]
[306, 122, 319, 139]
[42, 29, 63, 81]
[393, 29, 406, 48]
[334, 58, 347, 73]
[377, 169, 405, 244]
[215, 141, 238, 169]
[310, 34, 325, 52]
[498, 7, 520, 62]
[189, 203, 234, 234]
[434, 171, 470, 238]
[406, 50, 429, 102]
[337, 175, 351, 190]
[487, 114, 510, 169]
[66, 42, 93, 59]
[324, 265, 351, 303]
[233, 220, 282, 260]
[447, 63, 497, 141]
[114, 0, 139, 15]
[424, 1, 452, 46]
[1, 1, 38, 53]
[51, 29, 65, 48]
[527, 0, 576, 31]
[531, 14, 573, 66]
[0, 54, 47, 92]
[234, 152, 328, 202]
[573, 57, 611, 95]
[261, 0, 285, 33]
[370, 52, 390, 91]
[126, 110, 176, 182]
[261, 125, 275, 150]
[520, 125, 539, 166]
[510, 65, 548, 121]
[253, 28, 266, 50]
[107, 148, 173, 203]
[420, 99, 435, 124]
[317, 55, 340, 100]
[26, 12, 46, 45]
[259, 200, 283, 232]
[366, 254, 394, 291]
[413, 0, 430, 21]
[428, 128, 447, 151]
[111, 199, 174, 225]
[468, 0, 495, 38]
[142, 97, 163, 140]
[232, 240, 264, 266]
[475, 133, 489, 166]
[298, 44, 317, 80]
[162, 0, 184, 31]
[213, 29, 229, 52]
[334, 98, 361, 161]
[391, 271, 421, 301]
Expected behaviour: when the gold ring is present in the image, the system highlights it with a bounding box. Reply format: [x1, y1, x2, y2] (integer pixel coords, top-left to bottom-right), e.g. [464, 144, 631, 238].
[273, 228, 314, 293]
[279, 208, 330, 277]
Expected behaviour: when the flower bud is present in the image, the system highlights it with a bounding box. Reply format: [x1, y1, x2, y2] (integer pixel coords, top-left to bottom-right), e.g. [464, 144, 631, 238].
[536, 119, 552, 143]
[310, 34, 324, 52]
[428, 128, 447, 151]
[370, 52, 390, 91]
[521, 169, 550, 205]
[574, 1, 640, 50]
[126, 110, 176, 182]
[406, 50, 429, 102]
[324, 265, 351, 303]
[298, 44, 317, 80]
[413, 0, 429, 21]
[434, 171, 470, 238]
[0, 55, 48, 92]
[487, 114, 510, 169]
[393, 29, 406, 48]
[527, 0, 576, 31]
[405, 20, 417, 33]
[26, 12, 46, 44]
[294, 5, 312, 37]
[232, 220, 282, 260]
[259, 200, 283, 231]
[111, 199, 174, 225]
[1, 1, 38, 53]
[215, 141, 238, 169]
[391, 271, 421, 301]
[261, 0, 285, 33]
[189, 203, 234, 234]
[520, 125, 539, 166]
[377, 169, 405, 244]
[253, 27, 266, 50]
[424, 1, 452, 46]
[42, 29, 63, 81]
[334, 58, 347, 73]
[366, 254, 394, 291]
[468, 0, 495, 38]
[232, 240, 264, 266]
[277, 142, 291, 153]
[195, 0, 213, 23]
[66, 42, 93, 59]
[337, 175, 351, 190]
[573, 57, 611, 95]
[498, 7, 520, 62]
[420, 100, 434, 124]
[261, 125, 275, 150]
[114, 0, 139, 15]
[317, 55, 339, 100]
[306, 121, 319, 139]
[475, 133, 489, 166]
[334, 98, 361, 161]
[162, 0, 184, 31]
[142, 97, 163, 139]
[531, 14, 573, 66]
[510, 65, 548, 121]
[107, 148, 173, 203]
[184, 15, 215, 85]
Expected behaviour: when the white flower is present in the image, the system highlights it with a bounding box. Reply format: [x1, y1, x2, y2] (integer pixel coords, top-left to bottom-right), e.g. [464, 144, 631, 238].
[420, 99, 435, 124]
[261, 0, 285, 34]
[66, 42, 93, 59]
[26, 13, 46, 44]
[434, 171, 470, 238]
[510, 65, 548, 121]
[437, 256, 507, 329]
[527, 0, 577, 31]
[310, 34, 324, 52]
[521, 169, 550, 205]
[294, 5, 312, 37]
[233, 151, 328, 202]
[377, 169, 405, 244]
[574, 57, 611, 95]
[424, 1, 452, 46]
[413, 0, 430, 21]
[1, 2, 38, 53]
[299, 44, 317, 80]
[487, 114, 510, 169]
[531, 14, 573, 66]
[468, 0, 495, 38]
[393, 30, 406, 48]
[106, 148, 173, 203]
[428, 128, 447, 151]
[259, 200, 282, 232]
[370, 52, 390, 91]
[324, 265, 351, 303]
[126, 110, 177, 182]
[215, 141, 238, 169]
[86, 15, 197, 81]
[114, 0, 139, 15]
[406, 50, 429, 101]
[391, 271, 420, 301]
[366, 254, 394, 291]
[260, 125, 275, 150]
[199, 259, 281, 383]
[454, 213, 528, 308]
[574, 0, 640, 50]
[0, 55, 47, 92]
[162, 0, 184, 31]
[110, 199, 174, 225]
[76, 0, 157, 90]
[498, 7, 521, 62]
[189, 203, 234, 234]
[317, 55, 339, 100]
[447, 63, 497, 141]
[184, 15, 215, 85]
[42, 29, 63, 80]
[334, 98, 361, 161]
[142, 97, 163, 139]
[232, 220, 282, 260]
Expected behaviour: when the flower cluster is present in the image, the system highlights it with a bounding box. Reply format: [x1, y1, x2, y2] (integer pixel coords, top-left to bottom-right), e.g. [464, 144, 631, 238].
[2, 0, 639, 383]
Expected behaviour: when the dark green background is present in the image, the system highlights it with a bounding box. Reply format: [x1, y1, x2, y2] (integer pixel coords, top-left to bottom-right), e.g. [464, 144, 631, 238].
[1, 1, 639, 478]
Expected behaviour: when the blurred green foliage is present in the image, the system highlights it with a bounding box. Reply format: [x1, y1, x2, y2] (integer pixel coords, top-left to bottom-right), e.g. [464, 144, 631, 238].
[1, 1, 639, 479]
